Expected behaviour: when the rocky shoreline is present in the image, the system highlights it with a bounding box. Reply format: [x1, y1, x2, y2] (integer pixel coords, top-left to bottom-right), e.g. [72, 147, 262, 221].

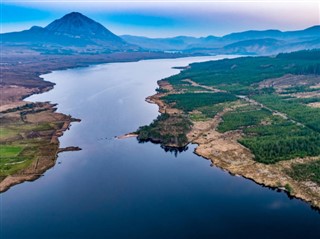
[144, 80, 320, 209]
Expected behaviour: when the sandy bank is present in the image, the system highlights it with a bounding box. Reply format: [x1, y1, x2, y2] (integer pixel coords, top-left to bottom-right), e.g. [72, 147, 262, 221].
[117, 133, 138, 139]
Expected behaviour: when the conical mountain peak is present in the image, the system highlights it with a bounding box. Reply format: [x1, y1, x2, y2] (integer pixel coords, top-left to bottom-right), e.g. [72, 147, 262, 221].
[45, 12, 117, 39]
[1, 12, 138, 53]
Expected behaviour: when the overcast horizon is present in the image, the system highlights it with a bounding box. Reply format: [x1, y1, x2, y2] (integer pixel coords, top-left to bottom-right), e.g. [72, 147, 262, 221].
[1, 0, 320, 37]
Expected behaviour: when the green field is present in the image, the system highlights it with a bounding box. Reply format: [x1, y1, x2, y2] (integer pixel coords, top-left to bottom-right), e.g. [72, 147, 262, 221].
[0, 144, 32, 176]
[0, 113, 60, 176]
[0, 145, 23, 158]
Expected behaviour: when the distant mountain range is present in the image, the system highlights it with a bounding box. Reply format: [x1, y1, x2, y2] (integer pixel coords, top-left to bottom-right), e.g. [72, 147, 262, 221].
[121, 25, 320, 55]
[2, 12, 319, 55]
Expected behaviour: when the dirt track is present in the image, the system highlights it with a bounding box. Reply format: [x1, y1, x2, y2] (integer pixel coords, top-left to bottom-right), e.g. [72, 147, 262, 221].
[148, 79, 320, 209]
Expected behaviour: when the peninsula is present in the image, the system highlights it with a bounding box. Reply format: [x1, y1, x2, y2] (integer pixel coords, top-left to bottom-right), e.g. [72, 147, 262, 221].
[137, 50, 320, 209]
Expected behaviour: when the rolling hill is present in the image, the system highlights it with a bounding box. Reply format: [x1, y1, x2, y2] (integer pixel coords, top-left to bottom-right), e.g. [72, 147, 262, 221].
[122, 26, 320, 55]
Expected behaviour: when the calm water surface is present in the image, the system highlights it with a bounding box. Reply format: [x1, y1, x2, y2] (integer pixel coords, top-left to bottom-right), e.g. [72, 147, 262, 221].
[1, 56, 320, 239]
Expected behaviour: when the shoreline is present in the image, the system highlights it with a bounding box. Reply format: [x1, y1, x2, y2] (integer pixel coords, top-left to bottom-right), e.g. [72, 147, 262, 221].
[0, 52, 192, 192]
[116, 133, 139, 139]
[2, 53, 319, 209]
[0, 101, 81, 193]
[145, 80, 320, 210]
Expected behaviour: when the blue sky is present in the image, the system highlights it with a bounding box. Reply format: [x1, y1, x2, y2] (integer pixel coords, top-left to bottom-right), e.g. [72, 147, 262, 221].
[1, 1, 319, 37]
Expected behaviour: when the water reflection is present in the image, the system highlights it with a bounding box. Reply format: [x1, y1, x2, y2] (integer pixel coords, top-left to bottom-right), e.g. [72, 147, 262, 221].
[137, 138, 189, 156]
[3, 56, 318, 239]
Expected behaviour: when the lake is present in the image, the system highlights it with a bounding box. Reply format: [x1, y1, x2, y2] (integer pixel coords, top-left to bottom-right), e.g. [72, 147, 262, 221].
[2, 56, 320, 239]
